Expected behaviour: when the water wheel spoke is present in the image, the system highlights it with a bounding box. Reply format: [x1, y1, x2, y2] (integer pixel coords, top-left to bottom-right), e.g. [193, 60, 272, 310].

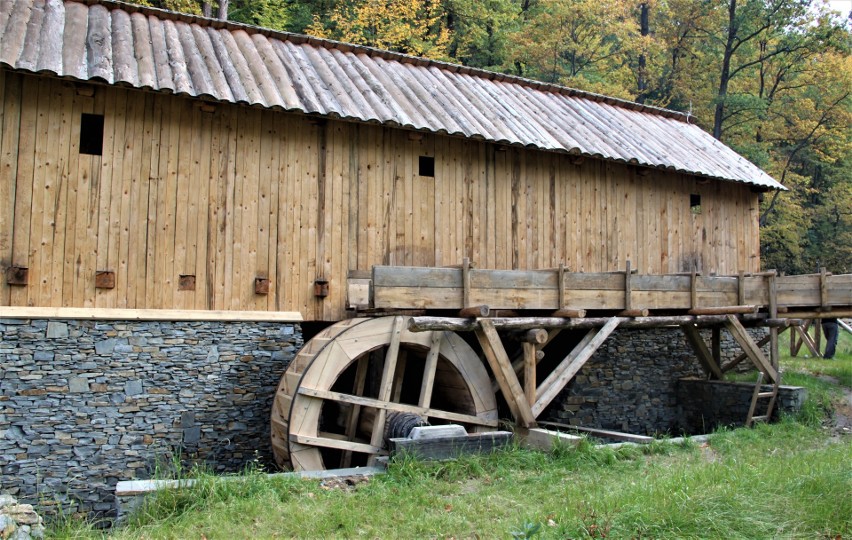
[297, 387, 498, 427]
[418, 331, 442, 410]
[290, 433, 388, 456]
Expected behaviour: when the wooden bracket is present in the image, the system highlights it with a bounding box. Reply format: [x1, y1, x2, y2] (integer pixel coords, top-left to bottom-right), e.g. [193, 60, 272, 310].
[255, 277, 270, 295]
[531, 317, 621, 417]
[680, 324, 724, 380]
[178, 274, 196, 291]
[475, 319, 537, 427]
[5, 266, 28, 286]
[724, 315, 778, 383]
[95, 270, 116, 289]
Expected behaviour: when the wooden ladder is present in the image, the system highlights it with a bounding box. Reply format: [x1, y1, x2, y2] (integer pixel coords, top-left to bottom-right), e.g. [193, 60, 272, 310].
[746, 372, 780, 427]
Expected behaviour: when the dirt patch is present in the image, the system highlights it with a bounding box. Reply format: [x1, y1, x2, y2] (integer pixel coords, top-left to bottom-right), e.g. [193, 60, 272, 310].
[319, 476, 370, 491]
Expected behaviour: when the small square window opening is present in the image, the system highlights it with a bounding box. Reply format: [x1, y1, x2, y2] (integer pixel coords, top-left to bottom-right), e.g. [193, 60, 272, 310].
[80, 113, 105, 155]
[690, 194, 701, 214]
[419, 156, 435, 177]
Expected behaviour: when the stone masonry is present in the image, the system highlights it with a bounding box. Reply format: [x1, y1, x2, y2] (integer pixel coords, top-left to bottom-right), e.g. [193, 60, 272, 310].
[547, 327, 769, 436]
[0, 318, 301, 516]
[677, 379, 806, 433]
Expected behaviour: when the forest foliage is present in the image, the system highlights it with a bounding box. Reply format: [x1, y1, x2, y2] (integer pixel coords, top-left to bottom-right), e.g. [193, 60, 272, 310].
[136, 0, 851, 275]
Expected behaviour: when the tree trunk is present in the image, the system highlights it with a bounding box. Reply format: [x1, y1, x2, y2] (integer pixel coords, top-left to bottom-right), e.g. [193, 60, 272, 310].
[713, 0, 738, 140]
[217, 0, 229, 20]
[637, 3, 649, 102]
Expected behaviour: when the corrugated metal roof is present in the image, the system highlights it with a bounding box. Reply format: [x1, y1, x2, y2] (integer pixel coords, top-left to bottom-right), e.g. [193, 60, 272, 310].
[0, 0, 784, 190]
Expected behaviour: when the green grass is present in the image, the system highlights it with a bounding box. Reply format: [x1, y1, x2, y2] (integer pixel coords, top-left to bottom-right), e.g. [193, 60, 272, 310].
[50, 424, 851, 539]
[49, 329, 852, 539]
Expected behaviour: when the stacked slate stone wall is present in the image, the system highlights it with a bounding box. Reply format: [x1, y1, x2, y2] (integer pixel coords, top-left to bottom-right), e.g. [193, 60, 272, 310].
[0, 318, 301, 516]
[547, 327, 769, 436]
[677, 379, 806, 433]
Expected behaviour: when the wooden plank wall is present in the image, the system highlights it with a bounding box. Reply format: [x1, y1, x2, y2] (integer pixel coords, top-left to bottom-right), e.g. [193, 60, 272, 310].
[0, 71, 762, 320]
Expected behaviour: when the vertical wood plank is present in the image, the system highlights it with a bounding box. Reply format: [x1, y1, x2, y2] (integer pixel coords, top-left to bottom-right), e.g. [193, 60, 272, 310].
[0, 71, 20, 305]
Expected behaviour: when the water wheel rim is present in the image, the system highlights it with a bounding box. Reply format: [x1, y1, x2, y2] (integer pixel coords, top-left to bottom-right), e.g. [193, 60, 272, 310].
[279, 316, 498, 471]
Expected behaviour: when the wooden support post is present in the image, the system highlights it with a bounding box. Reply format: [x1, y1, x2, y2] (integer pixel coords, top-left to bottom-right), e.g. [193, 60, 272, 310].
[711, 327, 721, 367]
[724, 315, 778, 383]
[737, 271, 745, 305]
[680, 324, 724, 380]
[819, 267, 829, 308]
[690, 270, 698, 310]
[368, 316, 404, 458]
[523, 342, 536, 407]
[625, 260, 633, 311]
[475, 319, 537, 427]
[814, 319, 822, 353]
[462, 257, 471, 309]
[531, 317, 621, 417]
[558, 263, 566, 309]
[768, 271, 779, 372]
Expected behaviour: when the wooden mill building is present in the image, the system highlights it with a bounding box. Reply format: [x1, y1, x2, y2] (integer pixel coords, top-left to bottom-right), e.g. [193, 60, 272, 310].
[2, 0, 849, 479]
[0, 0, 784, 321]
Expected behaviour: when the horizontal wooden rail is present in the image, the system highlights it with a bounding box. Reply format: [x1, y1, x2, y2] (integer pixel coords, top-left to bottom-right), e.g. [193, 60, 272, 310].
[405, 314, 797, 333]
[0, 306, 303, 322]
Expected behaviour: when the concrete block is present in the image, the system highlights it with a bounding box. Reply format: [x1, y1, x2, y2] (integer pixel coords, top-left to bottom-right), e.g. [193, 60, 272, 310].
[520, 428, 582, 452]
[409, 425, 467, 440]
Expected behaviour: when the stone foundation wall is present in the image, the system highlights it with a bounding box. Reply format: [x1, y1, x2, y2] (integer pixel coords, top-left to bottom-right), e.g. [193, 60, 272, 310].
[0, 318, 301, 515]
[677, 379, 806, 433]
[547, 327, 769, 435]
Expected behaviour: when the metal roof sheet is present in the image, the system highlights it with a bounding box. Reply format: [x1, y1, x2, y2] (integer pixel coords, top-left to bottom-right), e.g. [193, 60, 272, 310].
[0, 0, 784, 190]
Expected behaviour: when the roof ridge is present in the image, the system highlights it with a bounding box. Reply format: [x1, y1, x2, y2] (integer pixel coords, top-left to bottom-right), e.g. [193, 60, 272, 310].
[86, 0, 693, 123]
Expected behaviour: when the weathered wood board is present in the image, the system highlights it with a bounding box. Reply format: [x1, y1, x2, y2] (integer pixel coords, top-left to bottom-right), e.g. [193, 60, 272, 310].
[367, 266, 852, 312]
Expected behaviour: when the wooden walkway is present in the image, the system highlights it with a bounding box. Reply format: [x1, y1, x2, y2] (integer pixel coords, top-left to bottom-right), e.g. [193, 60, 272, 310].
[349, 263, 851, 317]
[347, 263, 850, 430]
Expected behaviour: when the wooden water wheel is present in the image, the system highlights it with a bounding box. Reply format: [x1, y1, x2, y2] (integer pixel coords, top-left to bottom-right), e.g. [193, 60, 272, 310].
[271, 316, 498, 471]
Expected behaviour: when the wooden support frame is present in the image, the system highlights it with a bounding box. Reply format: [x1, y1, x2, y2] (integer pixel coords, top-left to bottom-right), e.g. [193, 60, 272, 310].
[791, 324, 821, 358]
[724, 315, 778, 383]
[523, 342, 536, 406]
[680, 324, 724, 380]
[475, 319, 537, 427]
[531, 317, 621, 417]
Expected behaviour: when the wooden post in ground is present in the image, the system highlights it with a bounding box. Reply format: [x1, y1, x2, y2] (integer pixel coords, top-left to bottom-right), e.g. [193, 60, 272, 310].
[768, 271, 779, 373]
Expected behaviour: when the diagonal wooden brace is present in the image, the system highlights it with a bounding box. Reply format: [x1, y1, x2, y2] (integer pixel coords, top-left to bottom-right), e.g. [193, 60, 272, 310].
[475, 319, 537, 427]
[724, 315, 778, 383]
[680, 324, 724, 380]
[531, 317, 622, 417]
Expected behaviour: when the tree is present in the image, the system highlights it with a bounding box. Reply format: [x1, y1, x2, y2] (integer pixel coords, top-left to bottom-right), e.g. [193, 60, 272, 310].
[507, 0, 640, 97]
[306, 0, 452, 58]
